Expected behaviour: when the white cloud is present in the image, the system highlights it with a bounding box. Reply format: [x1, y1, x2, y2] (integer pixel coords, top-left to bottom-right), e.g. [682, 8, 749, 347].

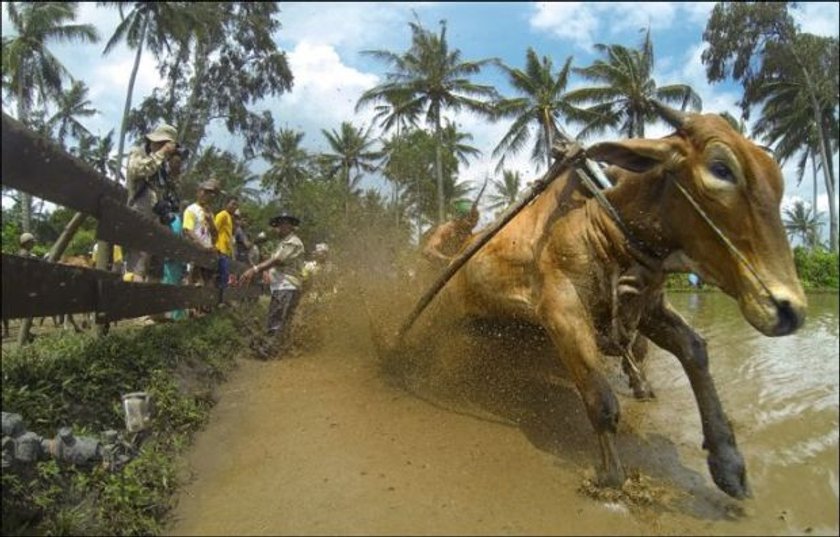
[276, 2, 429, 51]
[794, 3, 840, 37]
[529, 3, 600, 51]
[529, 2, 710, 50]
[270, 41, 379, 151]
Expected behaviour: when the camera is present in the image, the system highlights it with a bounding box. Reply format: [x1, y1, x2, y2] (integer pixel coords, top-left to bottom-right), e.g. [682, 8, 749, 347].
[172, 143, 190, 160]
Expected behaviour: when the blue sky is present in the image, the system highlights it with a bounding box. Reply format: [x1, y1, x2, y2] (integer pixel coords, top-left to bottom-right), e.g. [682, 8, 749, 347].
[2, 2, 838, 219]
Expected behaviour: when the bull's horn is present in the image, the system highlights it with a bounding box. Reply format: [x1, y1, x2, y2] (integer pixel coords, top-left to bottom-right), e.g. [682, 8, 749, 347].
[651, 100, 686, 129]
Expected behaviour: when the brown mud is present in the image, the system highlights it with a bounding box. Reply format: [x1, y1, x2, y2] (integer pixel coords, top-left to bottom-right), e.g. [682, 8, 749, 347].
[166, 282, 837, 536]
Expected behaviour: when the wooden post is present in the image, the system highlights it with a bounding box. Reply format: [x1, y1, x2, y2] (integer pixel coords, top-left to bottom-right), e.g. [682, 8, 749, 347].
[94, 239, 112, 337]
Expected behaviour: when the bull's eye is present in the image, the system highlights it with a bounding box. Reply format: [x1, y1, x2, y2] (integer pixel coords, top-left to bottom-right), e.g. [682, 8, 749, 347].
[709, 161, 735, 183]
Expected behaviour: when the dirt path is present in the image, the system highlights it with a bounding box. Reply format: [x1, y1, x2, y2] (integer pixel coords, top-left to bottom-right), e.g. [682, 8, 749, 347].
[163, 309, 802, 536]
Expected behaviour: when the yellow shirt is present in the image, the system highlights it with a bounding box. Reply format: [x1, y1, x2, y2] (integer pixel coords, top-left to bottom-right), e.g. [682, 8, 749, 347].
[113, 245, 123, 263]
[214, 209, 234, 256]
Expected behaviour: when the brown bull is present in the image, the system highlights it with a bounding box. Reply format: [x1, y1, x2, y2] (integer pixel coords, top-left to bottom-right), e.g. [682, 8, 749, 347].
[422, 109, 806, 499]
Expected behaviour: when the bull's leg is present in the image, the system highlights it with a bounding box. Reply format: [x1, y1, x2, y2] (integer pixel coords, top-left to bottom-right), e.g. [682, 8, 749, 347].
[538, 286, 625, 488]
[640, 300, 749, 499]
[622, 335, 655, 400]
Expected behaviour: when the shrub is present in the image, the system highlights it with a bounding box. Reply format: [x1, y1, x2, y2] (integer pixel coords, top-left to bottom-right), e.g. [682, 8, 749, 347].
[1, 304, 266, 535]
[793, 246, 839, 290]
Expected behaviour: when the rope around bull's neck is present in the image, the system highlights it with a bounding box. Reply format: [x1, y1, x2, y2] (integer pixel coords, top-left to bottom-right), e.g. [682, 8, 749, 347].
[669, 178, 781, 308]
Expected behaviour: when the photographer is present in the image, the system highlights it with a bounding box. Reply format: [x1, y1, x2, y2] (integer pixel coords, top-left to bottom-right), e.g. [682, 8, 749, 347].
[124, 123, 187, 282]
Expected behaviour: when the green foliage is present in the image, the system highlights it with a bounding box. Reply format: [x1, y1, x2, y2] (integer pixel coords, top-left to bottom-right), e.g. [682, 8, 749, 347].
[2, 212, 23, 254]
[793, 246, 839, 289]
[1, 305, 267, 535]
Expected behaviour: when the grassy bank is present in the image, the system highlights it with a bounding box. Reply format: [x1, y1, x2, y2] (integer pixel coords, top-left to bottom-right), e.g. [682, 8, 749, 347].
[2, 304, 266, 535]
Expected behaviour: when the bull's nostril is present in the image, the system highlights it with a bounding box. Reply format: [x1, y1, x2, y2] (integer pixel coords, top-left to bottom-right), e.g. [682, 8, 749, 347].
[775, 300, 801, 335]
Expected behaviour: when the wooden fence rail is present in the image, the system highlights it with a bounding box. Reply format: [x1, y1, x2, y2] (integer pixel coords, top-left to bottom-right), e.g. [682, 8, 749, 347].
[1, 112, 260, 323]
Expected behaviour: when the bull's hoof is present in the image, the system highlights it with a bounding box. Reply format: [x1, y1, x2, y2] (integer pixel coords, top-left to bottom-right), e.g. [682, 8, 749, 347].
[707, 446, 751, 499]
[596, 465, 626, 489]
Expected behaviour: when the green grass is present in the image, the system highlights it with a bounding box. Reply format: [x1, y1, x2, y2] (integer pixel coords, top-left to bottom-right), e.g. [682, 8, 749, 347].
[2, 303, 266, 536]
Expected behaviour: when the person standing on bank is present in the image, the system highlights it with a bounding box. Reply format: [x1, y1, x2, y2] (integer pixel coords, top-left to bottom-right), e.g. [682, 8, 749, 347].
[240, 213, 305, 354]
[124, 123, 181, 282]
[214, 195, 239, 303]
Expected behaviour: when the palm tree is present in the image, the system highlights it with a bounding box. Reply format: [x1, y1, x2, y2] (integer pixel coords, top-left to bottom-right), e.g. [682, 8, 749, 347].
[357, 18, 499, 223]
[567, 28, 702, 140]
[261, 128, 310, 198]
[486, 170, 523, 214]
[719, 111, 747, 134]
[752, 77, 838, 252]
[783, 200, 823, 248]
[2, 2, 98, 232]
[493, 48, 585, 173]
[320, 121, 382, 217]
[100, 1, 195, 182]
[48, 80, 96, 148]
[372, 90, 423, 225]
[72, 130, 120, 180]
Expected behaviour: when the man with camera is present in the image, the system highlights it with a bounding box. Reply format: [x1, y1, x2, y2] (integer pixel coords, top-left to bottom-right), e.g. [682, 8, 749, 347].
[124, 123, 187, 282]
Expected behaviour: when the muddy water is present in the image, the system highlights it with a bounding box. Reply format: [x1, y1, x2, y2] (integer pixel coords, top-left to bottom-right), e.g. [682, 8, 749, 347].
[167, 291, 838, 536]
[644, 292, 839, 535]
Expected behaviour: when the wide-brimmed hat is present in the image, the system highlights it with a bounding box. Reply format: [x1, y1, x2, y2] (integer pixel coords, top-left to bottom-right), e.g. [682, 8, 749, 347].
[19, 232, 35, 246]
[269, 213, 301, 227]
[145, 124, 178, 143]
[198, 179, 221, 193]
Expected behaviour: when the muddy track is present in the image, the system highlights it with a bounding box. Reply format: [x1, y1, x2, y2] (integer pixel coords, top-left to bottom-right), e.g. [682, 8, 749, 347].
[165, 292, 832, 535]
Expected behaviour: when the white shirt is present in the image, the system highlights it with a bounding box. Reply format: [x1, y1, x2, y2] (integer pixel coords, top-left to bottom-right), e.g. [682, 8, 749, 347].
[183, 203, 214, 248]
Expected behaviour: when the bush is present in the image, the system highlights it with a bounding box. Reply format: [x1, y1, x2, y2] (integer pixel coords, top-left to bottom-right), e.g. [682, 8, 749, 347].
[793, 246, 839, 290]
[1, 304, 266, 535]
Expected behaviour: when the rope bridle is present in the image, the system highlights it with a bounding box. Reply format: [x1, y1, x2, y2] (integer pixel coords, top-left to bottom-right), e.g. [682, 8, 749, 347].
[570, 136, 782, 310]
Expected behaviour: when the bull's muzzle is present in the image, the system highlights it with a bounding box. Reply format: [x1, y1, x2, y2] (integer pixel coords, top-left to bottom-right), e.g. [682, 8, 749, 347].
[773, 298, 805, 336]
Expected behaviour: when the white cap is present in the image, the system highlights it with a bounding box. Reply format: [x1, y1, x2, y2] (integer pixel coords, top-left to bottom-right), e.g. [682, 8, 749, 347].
[315, 243, 329, 254]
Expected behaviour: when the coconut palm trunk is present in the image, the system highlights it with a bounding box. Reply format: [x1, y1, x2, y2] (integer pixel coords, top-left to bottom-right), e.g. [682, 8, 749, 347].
[434, 113, 445, 224]
[115, 16, 148, 185]
[17, 79, 33, 233]
[542, 109, 554, 169]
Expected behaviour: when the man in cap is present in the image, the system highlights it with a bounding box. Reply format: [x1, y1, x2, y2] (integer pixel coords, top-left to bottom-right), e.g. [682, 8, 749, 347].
[421, 198, 479, 268]
[183, 179, 221, 290]
[18, 232, 37, 257]
[124, 123, 181, 282]
[240, 213, 305, 355]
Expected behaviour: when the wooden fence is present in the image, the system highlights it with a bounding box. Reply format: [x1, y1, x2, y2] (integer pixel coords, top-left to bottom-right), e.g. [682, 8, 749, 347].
[1, 112, 260, 325]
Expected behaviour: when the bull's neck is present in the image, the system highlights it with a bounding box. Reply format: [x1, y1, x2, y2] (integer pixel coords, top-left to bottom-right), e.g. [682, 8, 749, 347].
[589, 173, 675, 268]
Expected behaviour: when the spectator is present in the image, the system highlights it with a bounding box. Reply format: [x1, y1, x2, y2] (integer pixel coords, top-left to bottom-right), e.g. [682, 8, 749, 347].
[18, 232, 37, 258]
[233, 211, 251, 264]
[183, 179, 220, 288]
[124, 123, 181, 283]
[240, 213, 305, 355]
[214, 196, 239, 303]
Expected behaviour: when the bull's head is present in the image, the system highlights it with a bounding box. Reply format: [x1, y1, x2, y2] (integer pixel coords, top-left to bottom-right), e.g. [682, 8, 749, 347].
[589, 103, 806, 337]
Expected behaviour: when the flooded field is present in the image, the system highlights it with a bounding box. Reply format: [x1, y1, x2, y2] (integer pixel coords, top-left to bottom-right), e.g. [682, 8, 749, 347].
[167, 290, 838, 536]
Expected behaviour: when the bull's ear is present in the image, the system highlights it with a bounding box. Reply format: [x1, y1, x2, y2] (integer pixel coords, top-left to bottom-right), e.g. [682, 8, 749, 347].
[587, 139, 673, 173]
